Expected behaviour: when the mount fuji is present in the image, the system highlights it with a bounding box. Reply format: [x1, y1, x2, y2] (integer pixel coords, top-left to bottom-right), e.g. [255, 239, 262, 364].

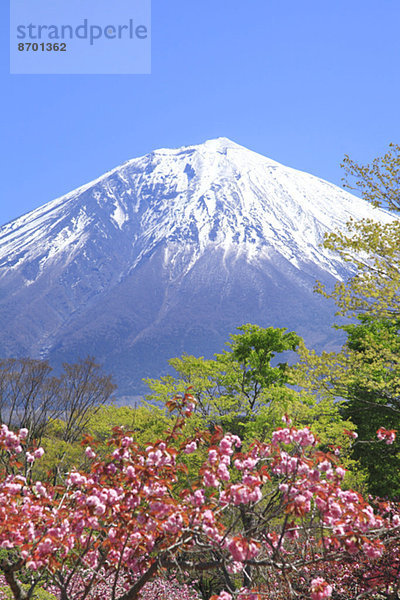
[0, 138, 393, 395]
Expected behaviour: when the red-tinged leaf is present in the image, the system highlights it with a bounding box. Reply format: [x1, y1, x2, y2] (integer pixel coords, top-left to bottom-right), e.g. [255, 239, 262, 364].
[210, 426, 224, 444]
[80, 433, 95, 446]
[165, 399, 178, 412]
[259, 465, 271, 480]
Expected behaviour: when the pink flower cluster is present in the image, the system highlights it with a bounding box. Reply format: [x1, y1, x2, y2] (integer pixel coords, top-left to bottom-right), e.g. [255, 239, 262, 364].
[202, 434, 241, 488]
[0, 402, 398, 600]
[272, 426, 315, 447]
[377, 427, 397, 445]
[212, 590, 259, 600]
[0, 424, 24, 453]
[26, 447, 45, 464]
[146, 441, 176, 467]
[225, 536, 259, 562]
[310, 577, 333, 600]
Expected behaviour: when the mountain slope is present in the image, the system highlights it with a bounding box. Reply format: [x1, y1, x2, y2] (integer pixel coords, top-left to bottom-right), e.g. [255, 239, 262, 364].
[0, 138, 393, 395]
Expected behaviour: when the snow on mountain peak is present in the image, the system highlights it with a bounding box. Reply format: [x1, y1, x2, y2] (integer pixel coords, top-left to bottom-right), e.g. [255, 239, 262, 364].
[0, 138, 394, 286]
[198, 136, 242, 150]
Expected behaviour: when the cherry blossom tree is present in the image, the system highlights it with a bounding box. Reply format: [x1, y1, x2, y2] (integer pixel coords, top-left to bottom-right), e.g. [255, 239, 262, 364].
[0, 393, 399, 600]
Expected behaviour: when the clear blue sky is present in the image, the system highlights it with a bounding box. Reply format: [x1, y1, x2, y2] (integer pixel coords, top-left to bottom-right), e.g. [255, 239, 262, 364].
[1, 0, 400, 226]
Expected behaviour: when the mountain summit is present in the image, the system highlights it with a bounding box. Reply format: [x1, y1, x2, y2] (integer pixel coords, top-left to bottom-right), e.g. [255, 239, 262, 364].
[0, 138, 392, 395]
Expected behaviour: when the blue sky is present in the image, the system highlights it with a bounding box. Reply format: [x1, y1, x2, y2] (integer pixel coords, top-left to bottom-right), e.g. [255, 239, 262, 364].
[1, 0, 400, 226]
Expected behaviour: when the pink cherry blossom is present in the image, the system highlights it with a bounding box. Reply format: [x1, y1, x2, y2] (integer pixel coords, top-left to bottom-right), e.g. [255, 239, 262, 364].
[213, 592, 232, 600]
[377, 427, 397, 444]
[85, 446, 97, 459]
[184, 441, 197, 454]
[33, 447, 45, 459]
[0, 396, 399, 600]
[310, 577, 333, 600]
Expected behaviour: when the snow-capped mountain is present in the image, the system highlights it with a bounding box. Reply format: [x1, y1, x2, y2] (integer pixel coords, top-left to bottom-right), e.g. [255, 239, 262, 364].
[0, 138, 393, 395]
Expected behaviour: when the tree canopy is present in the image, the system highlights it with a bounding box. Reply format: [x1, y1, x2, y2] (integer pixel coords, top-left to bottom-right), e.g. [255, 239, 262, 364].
[298, 143, 400, 497]
[316, 143, 400, 318]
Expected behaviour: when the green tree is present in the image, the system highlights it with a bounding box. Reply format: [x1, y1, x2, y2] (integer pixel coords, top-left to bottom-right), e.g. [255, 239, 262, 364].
[146, 324, 300, 432]
[300, 143, 400, 497]
[340, 315, 400, 496]
[317, 142, 400, 318]
[146, 325, 353, 451]
[296, 315, 400, 497]
[341, 142, 400, 211]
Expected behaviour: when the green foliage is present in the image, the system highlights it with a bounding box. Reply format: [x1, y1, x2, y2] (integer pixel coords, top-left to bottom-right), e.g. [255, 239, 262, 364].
[243, 386, 352, 446]
[295, 315, 400, 497]
[224, 324, 300, 406]
[0, 550, 55, 600]
[0, 585, 56, 600]
[85, 403, 171, 444]
[225, 324, 300, 387]
[146, 324, 301, 433]
[301, 144, 400, 497]
[316, 218, 400, 318]
[341, 142, 400, 212]
[146, 325, 353, 462]
[340, 315, 400, 497]
[317, 143, 400, 319]
[38, 429, 84, 483]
